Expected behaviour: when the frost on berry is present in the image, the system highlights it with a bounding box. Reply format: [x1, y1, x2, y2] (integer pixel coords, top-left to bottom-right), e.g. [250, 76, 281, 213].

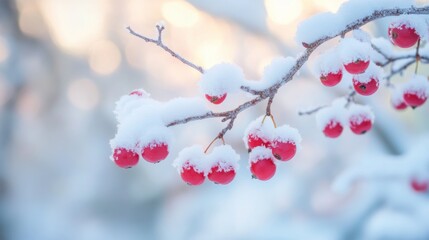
[173, 145, 209, 186]
[316, 104, 347, 138]
[207, 145, 240, 185]
[249, 146, 276, 181]
[352, 63, 383, 96]
[199, 63, 244, 104]
[348, 104, 375, 135]
[139, 126, 172, 163]
[315, 49, 343, 87]
[112, 147, 139, 168]
[402, 75, 429, 109]
[390, 87, 408, 110]
[271, 125, 302, 161]
[339, 38, 371, 74]
[243, 116, 275, 150]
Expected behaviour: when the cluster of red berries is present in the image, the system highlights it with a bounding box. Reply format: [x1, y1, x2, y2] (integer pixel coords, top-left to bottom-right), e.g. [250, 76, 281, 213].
[316, 102, 374, 138]
[173, 145, 239, 185]
[112, 141, 170, 168]
[244, 117, 301, 181]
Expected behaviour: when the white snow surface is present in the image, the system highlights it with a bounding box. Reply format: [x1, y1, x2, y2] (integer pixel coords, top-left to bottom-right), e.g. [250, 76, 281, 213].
[296, 0, 416, 45]
[262, 57, 296, 86]
[207, 145, 240, 172]
[161, 97, 209, 125]
[271, 125, 302, 146]
[199, 63, 244, 96]
[348, 103, 375, 125]
[390, 87, 406, 107]
[172, 145, 209, 174]
[138, 126, 173, 149]
[315, 49, 343, 76]
[248, 146, 274, 164]
[339, 37, 371, 64]
[353, 62, 383, 84]
[402, 75, 429, 98]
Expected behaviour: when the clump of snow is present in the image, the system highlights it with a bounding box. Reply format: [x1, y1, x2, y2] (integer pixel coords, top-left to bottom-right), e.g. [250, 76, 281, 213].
[161, 97, 209, 125]
[243, 116, 275, 148]
[199, 63, 244, 96]
[314, 49, 342, 76]
[248, 146, 274, 164]
[172, 145, 209, 174]
[138, 126, 173, 149]
[352, 29, 371, 43]
[353, 62, 384, 84]
[114, 91, 160, 124]
[271, 125, 302, 146]
[371, 37, 395, 64]
[402, 75, 429, 98]
[348, 103, 375, 125]
[207, 145, 240, 172]
[315, 104, 347, 131]
[262, 57, 296, 85]
[391, 87, 406, 106]
[339, 37, 371, 64]
[296, 0, 415, 45]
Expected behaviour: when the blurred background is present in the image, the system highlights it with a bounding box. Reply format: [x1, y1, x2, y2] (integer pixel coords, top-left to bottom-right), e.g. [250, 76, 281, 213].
[0, 0, 429, 239]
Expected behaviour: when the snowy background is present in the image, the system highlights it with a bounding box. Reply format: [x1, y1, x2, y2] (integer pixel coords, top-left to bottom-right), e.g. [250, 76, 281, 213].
[0, 0, 429, 239]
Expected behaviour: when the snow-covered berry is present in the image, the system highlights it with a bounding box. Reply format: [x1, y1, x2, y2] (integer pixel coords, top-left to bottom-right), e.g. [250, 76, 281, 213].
[402, 75, 429, 109]
[348, 104, 374, 135]
[112, 147, 139, 168]
[411, 178, 429, 193]
[352, 63, 382, 96]
[316, 105, 346, 138]
[249, 147, 276, 181]
[243, 116, 275, 151]
[270, 125, 301, 161]
[315, 50, 343, 87]
[142, 142, 169, 163]
[320, 71, 343, 87]
[344, 60, 370, 74]
[388, 22, 420, 48]
[205, 93, 227, 105]
[207, 145, 240, 185]
[173, 146, 208, 186]
[339, 38, 371, 74]
[390, 88, 408, 110]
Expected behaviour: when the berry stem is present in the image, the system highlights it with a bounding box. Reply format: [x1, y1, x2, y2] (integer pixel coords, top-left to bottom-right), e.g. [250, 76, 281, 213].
[261, 114, 277, 128]
[204, 136, 222, 154]
[415, 39, 421, 74]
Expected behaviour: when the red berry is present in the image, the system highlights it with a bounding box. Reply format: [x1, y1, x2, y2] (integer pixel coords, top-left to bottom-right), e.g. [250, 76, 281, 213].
[205, 93, 227, 104]
[113, 147, 139, 168]
[323, 120, 343, 138]
[350, 118, 372, 135]
[130, 90, 143, 96]
[141, 142, 169, 163]
[353, 77, 379, 96]
[403, 93, 427, 108]
[320, 71, 342, 87]
[250, 158, 276, 181]
[391, 98, 408, 110]
[208, 165, 236, 185]
[411, 179, 429, 192]
[271, 140, 296, 161]
[388, 24, 420, 48]
[181, 165, 205, 185]
[247, 134, 270, 150]
[344, 60, 370, 74]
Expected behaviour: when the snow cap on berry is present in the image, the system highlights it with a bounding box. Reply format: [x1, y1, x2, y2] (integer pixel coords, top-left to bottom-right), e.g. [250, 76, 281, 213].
[248, 146, 274, 164]
[199, 63, 244, 97]
[339, 37, 371, 64]
[207, 145, 240, 172]
[315, 102, 347, 132]
[391, 87, 407, 107]
[114, 90, 160, 123]
[271, 125, 302, 148]
[243, 116, 275, 148]
[314, 49, 342, 76]
[172, 145, 209, 174]
[348, 103, 375, 125]
[402, 75, 429, 98]
[138, 126, 173, 150]
[353, 62, 383, 84]
[388, 16, 428, 39]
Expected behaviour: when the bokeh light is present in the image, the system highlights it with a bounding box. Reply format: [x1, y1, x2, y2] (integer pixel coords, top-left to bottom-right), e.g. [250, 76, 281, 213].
[89, 40, 121, 75]
[265, 0, 303, 25]
[0, 37, 9, 63]
[67, 78, 100, 110]
[162, 1, 200, 28]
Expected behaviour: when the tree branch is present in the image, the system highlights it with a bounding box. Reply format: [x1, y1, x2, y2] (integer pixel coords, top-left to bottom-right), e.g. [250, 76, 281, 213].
[131, 6, 429, 138]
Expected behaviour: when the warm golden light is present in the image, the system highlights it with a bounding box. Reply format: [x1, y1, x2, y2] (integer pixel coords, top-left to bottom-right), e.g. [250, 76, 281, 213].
[18, 2, 46, 39]
[162, 1, 200, 28]
[89, 40, 121, 75]
[312, 0, 346, 12]
[265, 0, 303, 25]
[67, 78, 100, 110]
[39, 0, 107, 55]
[0, 38, 8, 63]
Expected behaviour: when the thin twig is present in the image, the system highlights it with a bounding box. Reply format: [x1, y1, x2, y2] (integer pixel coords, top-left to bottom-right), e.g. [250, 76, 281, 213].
[126, 25, 204, 74]
[298, 90, 356, 116]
